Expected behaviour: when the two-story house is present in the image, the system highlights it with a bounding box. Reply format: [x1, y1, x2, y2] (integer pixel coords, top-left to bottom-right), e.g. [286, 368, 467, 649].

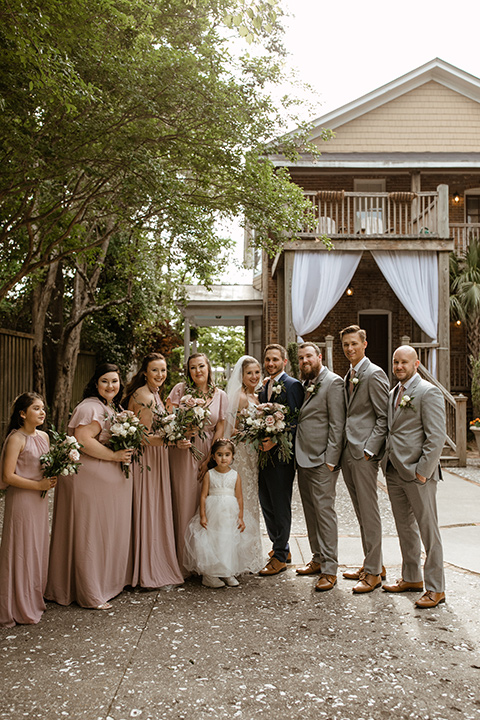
[258, 57, 478, 395]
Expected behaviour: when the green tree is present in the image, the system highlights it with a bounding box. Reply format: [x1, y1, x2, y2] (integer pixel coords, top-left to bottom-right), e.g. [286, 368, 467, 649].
[450, 239, 480, 414]
[1, 0, 326, 425]
[197, 326, 246, 371]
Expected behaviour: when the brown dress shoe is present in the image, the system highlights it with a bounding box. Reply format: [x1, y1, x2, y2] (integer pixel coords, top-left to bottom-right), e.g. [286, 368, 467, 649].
[352, 572, 382, 593]
[259, 557, 287, 576]
[415, 591, 446, 609]
[296, 560, 322, 575]
[383, 578, 424, 593]
[343, 565, 386, 580]
[315, 574, 337, 592]
[269, 550, 292, 563]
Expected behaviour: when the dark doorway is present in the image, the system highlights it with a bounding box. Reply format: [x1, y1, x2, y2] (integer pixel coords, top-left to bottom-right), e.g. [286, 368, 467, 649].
[359, 313, 390, 377]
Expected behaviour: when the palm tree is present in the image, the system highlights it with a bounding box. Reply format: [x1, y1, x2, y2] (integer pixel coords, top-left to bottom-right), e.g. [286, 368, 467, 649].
[450, 237, 480, 414]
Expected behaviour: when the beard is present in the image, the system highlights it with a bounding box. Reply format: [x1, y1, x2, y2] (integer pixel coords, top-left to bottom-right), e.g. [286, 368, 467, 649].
[300, 361, 320, 382]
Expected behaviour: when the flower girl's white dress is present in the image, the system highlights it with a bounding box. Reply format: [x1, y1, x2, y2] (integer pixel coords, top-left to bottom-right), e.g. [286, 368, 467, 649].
[183, 467, 260, 577]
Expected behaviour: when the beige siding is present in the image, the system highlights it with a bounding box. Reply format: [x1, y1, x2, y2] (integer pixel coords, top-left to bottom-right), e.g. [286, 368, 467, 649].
[315, 81, 480, 153]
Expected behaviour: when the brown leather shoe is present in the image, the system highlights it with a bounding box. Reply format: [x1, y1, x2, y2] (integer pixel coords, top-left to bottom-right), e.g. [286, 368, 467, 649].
[259, 557, 287, 576]
[352, 571, 382, 593]
[269, 550, 292, 563]
[383, 578, 424, 593]
[296, 560, 322, 575]
[315, 574, 337, 592]
[343, 565, 386, 580]
[415, 591, 446, 609]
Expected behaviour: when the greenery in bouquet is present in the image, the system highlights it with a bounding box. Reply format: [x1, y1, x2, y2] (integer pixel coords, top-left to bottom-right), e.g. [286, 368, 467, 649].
[107, 410, 149, 478]
[235, 401, 293, 468]
[40, 427, 83, 497]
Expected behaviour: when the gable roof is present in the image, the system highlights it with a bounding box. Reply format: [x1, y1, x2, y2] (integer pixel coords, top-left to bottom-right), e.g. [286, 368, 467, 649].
[308, 58, 480, 142]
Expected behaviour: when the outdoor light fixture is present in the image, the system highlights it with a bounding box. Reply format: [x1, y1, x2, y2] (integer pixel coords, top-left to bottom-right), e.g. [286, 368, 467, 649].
[455, 319, 462, 326]
[453, 191, 460, 203]
[346, 286, 354, 296]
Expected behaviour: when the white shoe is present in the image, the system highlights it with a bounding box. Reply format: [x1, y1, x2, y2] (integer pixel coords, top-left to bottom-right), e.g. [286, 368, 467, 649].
[223, 576, 240, 587]
[202, 575, 225, 588]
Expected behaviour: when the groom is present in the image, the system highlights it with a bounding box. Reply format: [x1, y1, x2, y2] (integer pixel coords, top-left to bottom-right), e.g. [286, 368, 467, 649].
[258, 344, 304, 576]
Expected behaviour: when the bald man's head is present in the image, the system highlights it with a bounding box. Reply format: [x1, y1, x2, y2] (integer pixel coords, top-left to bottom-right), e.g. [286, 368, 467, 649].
[393, 345, 420, 383]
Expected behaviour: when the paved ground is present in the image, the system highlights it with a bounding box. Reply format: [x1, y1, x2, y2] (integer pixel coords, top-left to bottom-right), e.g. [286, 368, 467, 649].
[1, 460, 480, 720]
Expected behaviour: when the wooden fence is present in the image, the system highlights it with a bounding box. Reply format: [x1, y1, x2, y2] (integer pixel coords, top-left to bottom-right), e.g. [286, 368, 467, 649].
[0, 328, 96, 441]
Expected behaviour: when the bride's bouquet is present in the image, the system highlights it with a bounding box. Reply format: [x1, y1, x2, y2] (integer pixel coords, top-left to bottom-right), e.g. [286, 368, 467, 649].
[152, 393, 211, 462]
[235, 402, 293, 468]
[107, 409, 148, 478]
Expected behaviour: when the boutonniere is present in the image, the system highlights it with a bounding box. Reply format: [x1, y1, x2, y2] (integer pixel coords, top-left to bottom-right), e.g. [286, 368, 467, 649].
[271, 381, 286, 397]
[399, 394, 415, 411]
[350, 376, 360, 389]
[305, 382, 321, 398]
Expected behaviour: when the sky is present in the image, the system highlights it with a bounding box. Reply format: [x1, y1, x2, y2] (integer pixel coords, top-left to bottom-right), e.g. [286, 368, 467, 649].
[221, 0, 480, 283]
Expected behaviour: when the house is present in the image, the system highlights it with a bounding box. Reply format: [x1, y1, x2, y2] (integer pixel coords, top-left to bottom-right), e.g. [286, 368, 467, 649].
[259, 57, 479, 396]
[181, 58, 478, 462]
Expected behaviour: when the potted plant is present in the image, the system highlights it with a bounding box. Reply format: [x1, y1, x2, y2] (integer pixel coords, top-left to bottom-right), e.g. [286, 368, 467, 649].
[470, 418, 480, 453]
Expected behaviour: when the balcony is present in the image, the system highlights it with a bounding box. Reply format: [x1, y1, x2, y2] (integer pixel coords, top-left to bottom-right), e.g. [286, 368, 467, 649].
[297, 188, 446, 241]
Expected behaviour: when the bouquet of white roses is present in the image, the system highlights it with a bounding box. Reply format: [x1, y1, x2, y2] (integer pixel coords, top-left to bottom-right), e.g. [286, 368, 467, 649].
[40, 427, 83, 497]
[152, 394, 211, 462]
[107, 409, 148, 478]
[234, 401, 293, 468]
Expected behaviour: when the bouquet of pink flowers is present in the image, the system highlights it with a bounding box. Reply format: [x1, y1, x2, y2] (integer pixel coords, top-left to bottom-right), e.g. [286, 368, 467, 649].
[235, 401, 293, 468]
[152, 393, 211, 462]
[40, 427, 83, 497]
[107, 409, 148, 478]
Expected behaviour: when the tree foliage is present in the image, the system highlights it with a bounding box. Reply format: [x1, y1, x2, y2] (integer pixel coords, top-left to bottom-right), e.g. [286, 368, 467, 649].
[0, 0, 325, 424]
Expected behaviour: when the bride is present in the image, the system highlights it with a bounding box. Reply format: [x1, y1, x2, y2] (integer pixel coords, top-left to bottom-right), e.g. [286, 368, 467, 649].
[225, 355, 264, 571]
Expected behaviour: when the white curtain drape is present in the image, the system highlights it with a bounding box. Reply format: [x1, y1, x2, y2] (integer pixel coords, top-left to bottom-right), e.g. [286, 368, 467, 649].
[372, 250, 438, 375]
[291, 251, 363, 341]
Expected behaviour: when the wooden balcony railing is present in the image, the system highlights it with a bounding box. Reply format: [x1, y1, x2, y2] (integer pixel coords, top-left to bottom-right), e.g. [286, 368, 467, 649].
[299, 190, 441, 237]
[450, 223, 480, 256]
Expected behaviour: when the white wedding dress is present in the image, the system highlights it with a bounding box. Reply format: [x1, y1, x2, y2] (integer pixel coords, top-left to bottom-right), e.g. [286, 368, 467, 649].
[232, 397, 264, 571]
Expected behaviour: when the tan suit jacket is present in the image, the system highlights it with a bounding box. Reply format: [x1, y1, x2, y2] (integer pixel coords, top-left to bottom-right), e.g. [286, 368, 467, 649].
[382, 374, 445, 482]
[343, 358, 390, 460]
[296, 366, 345, 468]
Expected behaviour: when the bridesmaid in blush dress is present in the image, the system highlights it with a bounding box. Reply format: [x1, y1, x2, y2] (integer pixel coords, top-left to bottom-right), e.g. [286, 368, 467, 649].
[123, 353, 183, 589]
[167, 353, 228, 576]
[0, 393, 57, 627]
[45, 363, 134, 610]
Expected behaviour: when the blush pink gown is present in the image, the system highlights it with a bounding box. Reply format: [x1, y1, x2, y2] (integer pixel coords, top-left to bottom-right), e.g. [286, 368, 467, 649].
[45, 398, 132, 608]
[0, 431, 50, 627]
[130, 392, 183, 588]
[167, 384, 228, 575]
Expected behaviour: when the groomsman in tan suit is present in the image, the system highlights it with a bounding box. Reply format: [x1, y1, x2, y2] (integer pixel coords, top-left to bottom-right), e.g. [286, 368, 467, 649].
[382, 346, 446, 609]
[340, 325, 390, 593]
[295, 343, 345, 591]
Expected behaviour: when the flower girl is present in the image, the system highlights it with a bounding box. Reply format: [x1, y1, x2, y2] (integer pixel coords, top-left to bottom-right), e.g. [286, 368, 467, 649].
[183, 439, 260, 588]
[0, 393, 57, 626]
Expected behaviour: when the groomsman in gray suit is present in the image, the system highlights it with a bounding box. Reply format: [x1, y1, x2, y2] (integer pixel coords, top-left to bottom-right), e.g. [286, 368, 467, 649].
[382, 345, 446, 609]
[295, 343, 345, 591]
[340, 325, 390, 593]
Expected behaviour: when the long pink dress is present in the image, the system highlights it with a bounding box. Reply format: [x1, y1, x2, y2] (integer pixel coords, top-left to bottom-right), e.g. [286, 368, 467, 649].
[45, 398, 132, 608]
[167, 384, 228, 575]
[0, 431, 50, 627]
[130, 392, 183, 588]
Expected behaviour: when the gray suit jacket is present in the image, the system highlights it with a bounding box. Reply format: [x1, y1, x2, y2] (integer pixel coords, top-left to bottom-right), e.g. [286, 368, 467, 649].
[296, 366, 345, 468]
[382, 374, 446, 482]
[343, 358, 390, 460]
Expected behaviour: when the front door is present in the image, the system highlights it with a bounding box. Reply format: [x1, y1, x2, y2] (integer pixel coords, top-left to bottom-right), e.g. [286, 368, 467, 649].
[358, 312, 390, 378]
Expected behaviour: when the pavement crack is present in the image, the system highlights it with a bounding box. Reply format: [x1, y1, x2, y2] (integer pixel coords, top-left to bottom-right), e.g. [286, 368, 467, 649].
[105, 590, 160, 719]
